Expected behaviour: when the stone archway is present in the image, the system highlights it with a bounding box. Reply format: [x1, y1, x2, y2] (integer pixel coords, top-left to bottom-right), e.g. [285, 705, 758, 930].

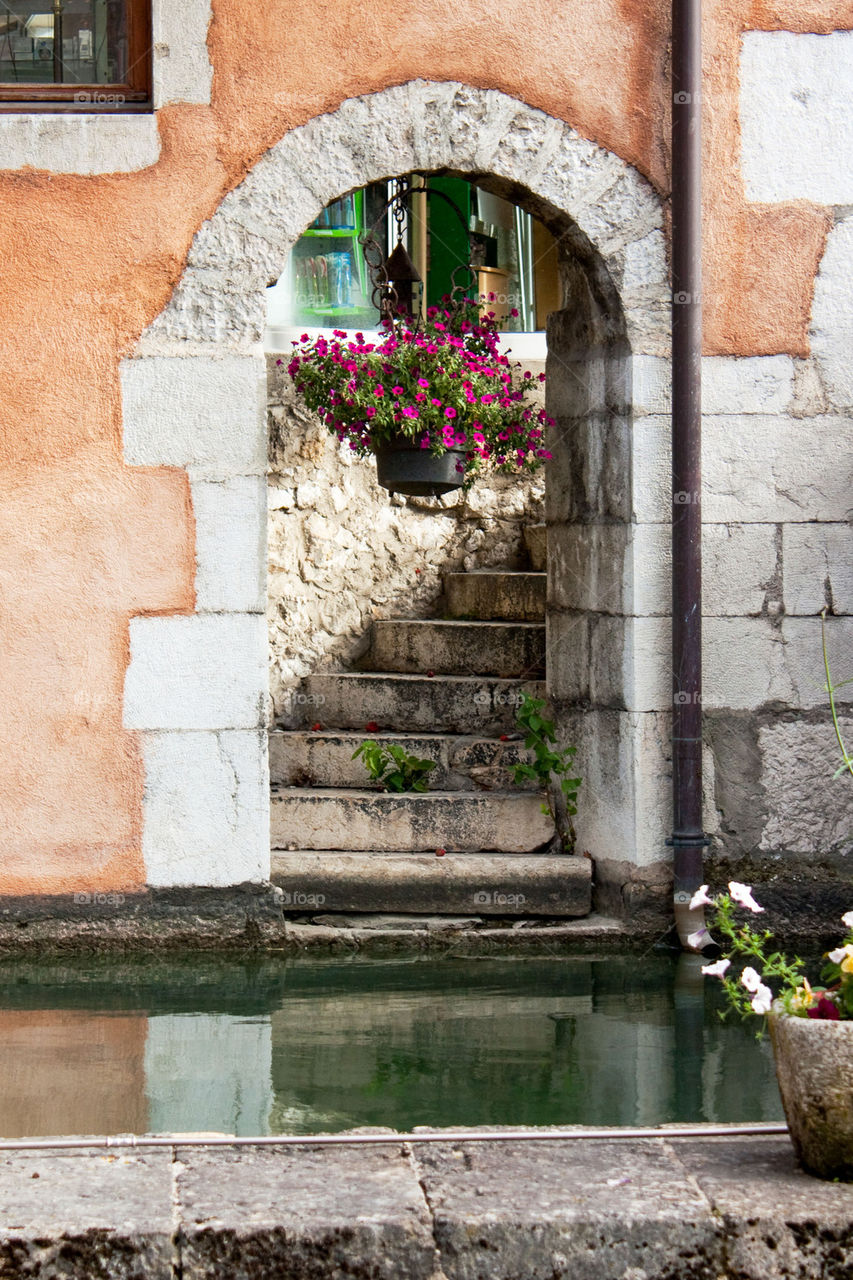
[120, 80, 669, 890]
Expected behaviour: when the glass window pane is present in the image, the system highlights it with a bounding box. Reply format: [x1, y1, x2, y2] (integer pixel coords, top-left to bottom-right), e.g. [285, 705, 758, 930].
[0, 1, 130, 85]
[266, 178, 560, 337]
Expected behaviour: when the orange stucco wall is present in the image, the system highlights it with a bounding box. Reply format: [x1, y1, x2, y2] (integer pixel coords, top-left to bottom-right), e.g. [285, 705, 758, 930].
[0, 0, 848, 893]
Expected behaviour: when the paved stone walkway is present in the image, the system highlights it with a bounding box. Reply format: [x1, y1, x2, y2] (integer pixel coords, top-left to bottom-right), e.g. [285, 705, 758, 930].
[1, 1133, 851, 1277]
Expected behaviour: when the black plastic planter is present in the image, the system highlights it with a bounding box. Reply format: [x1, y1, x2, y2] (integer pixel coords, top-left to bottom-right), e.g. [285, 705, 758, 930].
[375, 437, 467, 497]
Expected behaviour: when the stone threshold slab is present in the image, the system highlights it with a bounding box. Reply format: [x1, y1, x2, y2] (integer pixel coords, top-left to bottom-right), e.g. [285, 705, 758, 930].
[0, 1134, 851, 1277]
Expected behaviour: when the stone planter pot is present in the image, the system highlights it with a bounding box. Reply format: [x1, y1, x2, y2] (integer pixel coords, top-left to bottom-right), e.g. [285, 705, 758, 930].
[375, 436, 467, 497]
[769, 1008, 853, 1180]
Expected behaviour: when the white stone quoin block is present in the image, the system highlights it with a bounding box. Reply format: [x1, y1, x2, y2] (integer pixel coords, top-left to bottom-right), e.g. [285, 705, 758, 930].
[632, 357, 793, 418]
[121, 355, 267, 474]
[702, 415, 853, 523]
[625, 524, 670, 618]
[0, 114, 160, 174]
[191, 474, 267, 613]
[631, 417, 670, 524]
[781, 616, 853, 710]
[703, 524, 778, 617]
[152, 0, 213, 108]
[812, 218, 853, 410]
[783, 523, 853, 617]
[124, 614, 268, 731]
[741, 31, 853, 204]
[141, 730, 269, 886]
[703, 618, 795, 711]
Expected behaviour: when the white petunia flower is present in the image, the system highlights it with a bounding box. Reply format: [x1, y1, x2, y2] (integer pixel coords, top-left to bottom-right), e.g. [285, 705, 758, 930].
[701, 958, 731, 978]
[729, 882, 765, 913]
[842, 911, 853, 929]
[741, 966, 762, 992]
[828, 945, 853, 965]
[751, 983, 773, 1015]
[689, 884, 714, 910]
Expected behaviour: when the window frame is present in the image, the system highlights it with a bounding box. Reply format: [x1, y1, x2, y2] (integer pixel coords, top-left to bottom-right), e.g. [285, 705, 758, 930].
[0, 0, 152, 112]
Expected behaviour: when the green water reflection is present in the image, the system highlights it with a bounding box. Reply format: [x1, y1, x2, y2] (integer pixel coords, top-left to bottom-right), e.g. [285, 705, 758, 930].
[0, 952, 783, 1138]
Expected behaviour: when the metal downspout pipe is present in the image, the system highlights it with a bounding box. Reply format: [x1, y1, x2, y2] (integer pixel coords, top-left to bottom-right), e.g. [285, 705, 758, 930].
[669, 0, 710, 951]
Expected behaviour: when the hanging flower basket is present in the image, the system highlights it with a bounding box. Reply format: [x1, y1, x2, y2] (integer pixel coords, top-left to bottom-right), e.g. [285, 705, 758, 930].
[282, 296, 553, 496]
[375, 434, 467, 497]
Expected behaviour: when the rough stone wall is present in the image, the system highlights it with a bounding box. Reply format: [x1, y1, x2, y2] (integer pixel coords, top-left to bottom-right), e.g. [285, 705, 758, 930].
[266, 356, 544, 720]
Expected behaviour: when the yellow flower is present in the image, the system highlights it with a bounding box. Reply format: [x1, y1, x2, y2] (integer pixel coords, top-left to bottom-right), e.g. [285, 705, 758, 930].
[841, 954, 853, 975]
[790, 979, 815, 1011]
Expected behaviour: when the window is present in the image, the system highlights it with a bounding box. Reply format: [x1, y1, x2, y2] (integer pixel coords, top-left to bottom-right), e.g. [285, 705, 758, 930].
[0, 1, 151, 110]
[266, 177, 560, 340]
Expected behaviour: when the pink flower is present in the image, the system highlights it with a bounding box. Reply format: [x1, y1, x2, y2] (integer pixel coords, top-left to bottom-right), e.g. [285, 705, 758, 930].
[392, 385, 404, 395]
[417, 378, 430, 388]
[740, 966, 762, 993]
[374, 385, 385, 397]
[444, 407, 457, 419]
[729, 882, 765, 913]
[689, 884, 714, 910]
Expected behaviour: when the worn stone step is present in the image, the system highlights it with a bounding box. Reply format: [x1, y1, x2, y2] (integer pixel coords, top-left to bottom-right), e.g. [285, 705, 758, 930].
[270, 851, 591, 916]
[269, 730, 539, 791]
[444, 571, 546, 621]
[362, 619, 545, 677]
[524, 524, 547, 571]
[270, 788, 555, 852]
[281, 674, 545, 733]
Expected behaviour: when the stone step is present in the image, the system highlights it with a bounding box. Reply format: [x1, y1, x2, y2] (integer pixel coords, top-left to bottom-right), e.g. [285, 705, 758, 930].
[444, 571, 546, 621]
[270, 788, 555, 853]
[270, 851, 591, 917]
[363, 619, 545, 677]
[282, 674, 545, 733]
[269, 730, 539, 791]
[524, 524, 547, 572]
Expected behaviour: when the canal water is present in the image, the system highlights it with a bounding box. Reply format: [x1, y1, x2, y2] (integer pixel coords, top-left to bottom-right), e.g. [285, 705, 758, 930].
[0, 952, 784, 1138]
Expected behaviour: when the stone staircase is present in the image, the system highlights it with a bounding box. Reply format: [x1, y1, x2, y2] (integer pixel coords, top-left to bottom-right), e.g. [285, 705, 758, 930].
[269, 525, 591, 920]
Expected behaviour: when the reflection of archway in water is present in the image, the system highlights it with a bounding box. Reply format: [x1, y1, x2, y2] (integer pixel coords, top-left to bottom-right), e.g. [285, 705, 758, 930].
[121, 81, 669, 890]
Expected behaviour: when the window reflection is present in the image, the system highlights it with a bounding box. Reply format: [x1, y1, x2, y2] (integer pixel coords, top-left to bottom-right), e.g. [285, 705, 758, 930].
[0, 1, 129, 85]
[266, 177, 560, 337]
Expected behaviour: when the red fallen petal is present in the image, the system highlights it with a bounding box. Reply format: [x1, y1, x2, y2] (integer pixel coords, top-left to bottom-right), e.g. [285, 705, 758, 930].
[365, 721, 380, 732]
[415, 568, 421, 574]
[499, 734, 510, 742]
[311, 723, 323, 732]
[426, 670, 435, 678]
[435, 848, 446, 857]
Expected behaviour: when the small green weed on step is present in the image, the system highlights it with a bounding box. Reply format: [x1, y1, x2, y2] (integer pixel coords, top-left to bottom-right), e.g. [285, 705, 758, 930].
[353, 740, 437, 793]
[510, 693, 581, 851]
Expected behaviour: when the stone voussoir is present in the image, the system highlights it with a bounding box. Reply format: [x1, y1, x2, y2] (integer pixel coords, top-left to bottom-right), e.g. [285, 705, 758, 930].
[270, 788, 555, 852]
[269, 730, 539, 791]
[271, 851, 592, 916]
[364, 619, 546, 677]
[282, 674, 546, 734]
[444, 570, 546, 621]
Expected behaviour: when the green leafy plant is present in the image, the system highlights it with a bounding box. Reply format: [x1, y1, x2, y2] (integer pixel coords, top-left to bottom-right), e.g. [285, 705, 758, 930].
[696, 883, 853, 1027]
[352, 739, 436, 793]
[509, 692, 581, 851]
